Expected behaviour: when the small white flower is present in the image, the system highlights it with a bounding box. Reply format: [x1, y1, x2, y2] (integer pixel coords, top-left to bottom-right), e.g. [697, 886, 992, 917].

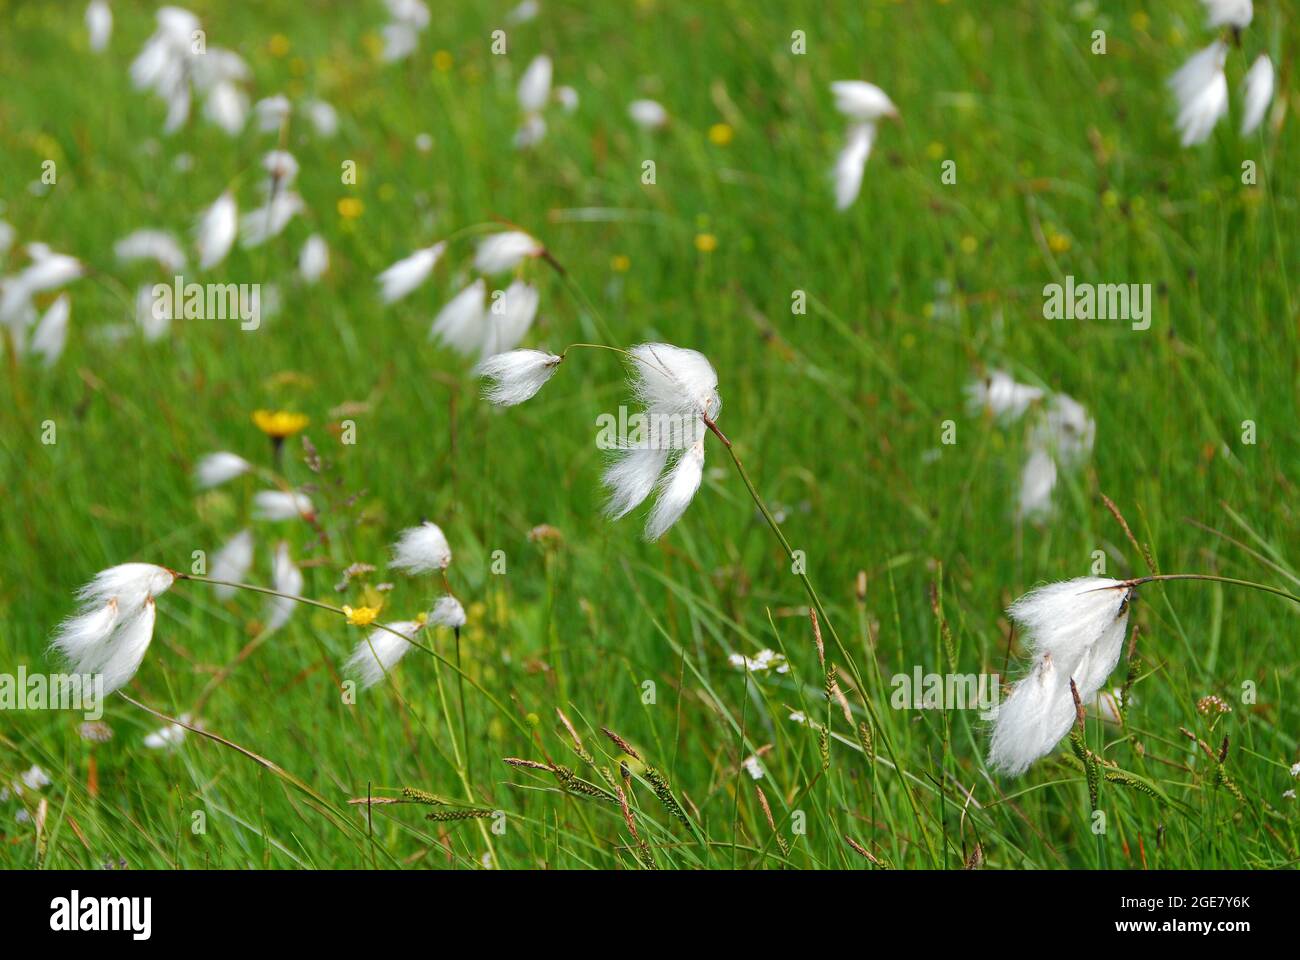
[299, 234, 329, 283]
[833, 122, 875, 211]
[346, 620, 423, 689]
[20, 765, 51, 791]
[966, 370, 1045, 422]
[1169, 41, 1229, 147]
[517, 54, 553, 114]
[1202, 0, 1252, 30]
[115, 229, 186, 272]
[196, 192, 238, 270]
[377, 243, 445, 303]
[1290, 762, 1300, 778]
[987, 577, 1132, 775]
[830, 80, 898, 123]
[431, 278, 487, 354]
[477, 349, 563, 406]
[628, 99, 669, 129]
[474, 231, 543, 274]
[430, 595, 467, 629]
[194, 451, 251, 489]
[52, 564, 175, 695]
[263, 541, 303, 633]
[742, 755, 765, 780]
[788, 710, 807, 725]
[389, 521, 452, 574]
[1240, 54, 1273, 136]
[86, 0, 112, 52]
[729, 649, 790, 675]
[210, 529, 254, 599]
[29, 294, 70, 368]
[253, 490, 315, 521]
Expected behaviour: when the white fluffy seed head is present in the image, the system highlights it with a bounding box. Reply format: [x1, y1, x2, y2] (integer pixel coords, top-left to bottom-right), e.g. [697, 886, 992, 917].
[431, 278, 487, 354]
[86, 0, 112, 52]
[1169, 41, 1229, 147]
[628, 342, 721, 420]
[483, 280, 539, 358]
[987, 577, 1132, 775]
[1240, 54, 1273, 136]
[346, 621, 423, 689]
[833, 122, 875, 211]
[603, 445, 670, 520]
[965, 370, 1044, 422]
[644, 441, 705, 540]
[389, 521, 452, 574]
[517, 54, 553, 113]
[473, 231, 543, 274]
[477, 349, 563, 406]
[115, 229, 186, 272]
[1018, 447, 1058, 520]
[196, 192, 238, 270]
[263, 541, 303, 633]
[377, 243, 445, 303]
[430, 595, 467, 629]
[194, 451, 252, 489]
[30, 295, 70, 368]
[299, 234, 329, 283]
[1030, 393, 1094, 467]
[1202, 0, 1252, 30]
[628, 99, 668, 129]
[830, 81, 898, 123]
[210, 529, 254, 599]
[253, 489, 314, 521]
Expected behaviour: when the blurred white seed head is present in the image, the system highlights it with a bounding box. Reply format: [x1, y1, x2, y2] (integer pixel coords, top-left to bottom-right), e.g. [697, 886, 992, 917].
[115, 229, 186, 272]
[966, 370, 1044, 422]
[555, 85, 579, 112]
[1018, 447, 1057, 520]
[477, 349, 563, 406]
[830, 80, 898, 123]
[1169, 41, 1229, 147]
[628, 98, 669, 129]
[346, 621, 423, 689]
[390, 521, 452, 574]
[474, 231, 543, 274]
[484, 280, 539, 358]
[196, 192, 238, 270]
[210, 529, 254, 599]
[303, 98, 339, 138]
[263, 541, 303, 633]
[253, 489, 315, 521]
[194, 452, 252, 490]
[431, 278, 487, 353]
[253, 94, 292, 133]
[833, 122, 875, 211]
[517, 54, 553, 114]
[430, 595, 467, 629]
[86, 1, 113, 53]
[1240, 54, 1273, 136]
[377, 243, 445, 303]
[30, 294, 70, 368]
[1202, 0, 1252, 30]
[299, 234, 329, 283]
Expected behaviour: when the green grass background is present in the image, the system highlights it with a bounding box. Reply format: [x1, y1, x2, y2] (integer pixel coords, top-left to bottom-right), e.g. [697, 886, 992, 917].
[1, 0, 1297, 868]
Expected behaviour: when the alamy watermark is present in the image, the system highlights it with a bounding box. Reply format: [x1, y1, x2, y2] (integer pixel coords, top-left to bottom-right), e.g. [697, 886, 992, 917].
[890, 667, 1000, 711]
[151, 275, 262, 331]
[0, 666, 103, 720]
[595, 406, 704, 450]
[1043, 275, 1151, 330]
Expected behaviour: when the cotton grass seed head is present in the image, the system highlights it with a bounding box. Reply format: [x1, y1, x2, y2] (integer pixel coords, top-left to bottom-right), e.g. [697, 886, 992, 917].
[345, 620, 423, 689]
[473, 231, 543, 274]
[52, 563, 176, 695]
[389, 521, 452, 574]
[253, 489, 315, 521]
[1169, 41, 1229, 147]
[377, 242, 445, 303]
[430, 595, 467, 629]
[477, 349, 563, 406]
[1240, 54, 1273, 136]
[987, 577, 1133, 775]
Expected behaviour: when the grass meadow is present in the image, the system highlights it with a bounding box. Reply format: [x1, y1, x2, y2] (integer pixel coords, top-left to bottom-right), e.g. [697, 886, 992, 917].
[1, 0, 1297, 870]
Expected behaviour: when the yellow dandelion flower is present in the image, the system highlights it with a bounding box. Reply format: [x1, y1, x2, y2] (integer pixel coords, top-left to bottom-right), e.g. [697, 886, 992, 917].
[1047, 232, 1071, 254]
[708, 123, 734, 146]
[343, 605, 380, 627]
[268, 34, 291, 57]
[694, 233, 718, 253]
[610, 254, 631, 272]
[252, 409, 310, 439]
[337, 197, 364, 219]
[433, 50, 454, 72]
